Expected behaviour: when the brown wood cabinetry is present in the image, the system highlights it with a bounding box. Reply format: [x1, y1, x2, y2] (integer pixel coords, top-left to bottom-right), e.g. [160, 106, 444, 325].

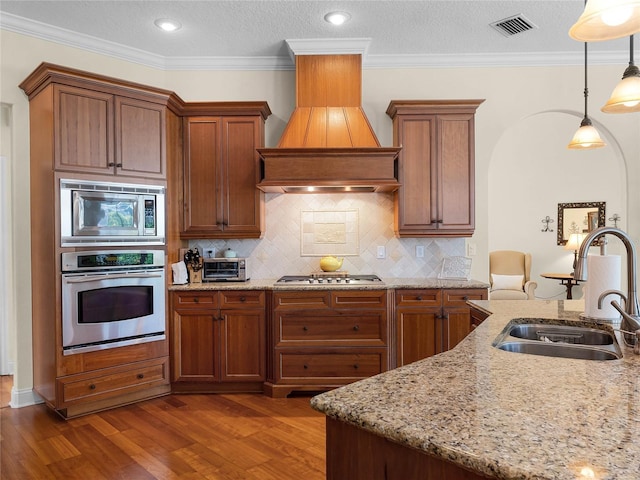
[395, 288, 487, 367]
[180, 104, 271, 239]
[52, 82, 166, 179]
[266, 290, 391, 398]
[326, 418, 490, 480]
[19, 63, 178, 418]
[386, 100, 484, 237]
[170, 290, 266, 393]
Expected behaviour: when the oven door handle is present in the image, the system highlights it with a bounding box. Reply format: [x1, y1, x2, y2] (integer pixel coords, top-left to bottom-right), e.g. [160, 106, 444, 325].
[63, 273, 163, 283]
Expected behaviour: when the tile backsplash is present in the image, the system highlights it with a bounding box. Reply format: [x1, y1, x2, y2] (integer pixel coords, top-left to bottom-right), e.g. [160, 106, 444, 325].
[190, 193, 465, 280]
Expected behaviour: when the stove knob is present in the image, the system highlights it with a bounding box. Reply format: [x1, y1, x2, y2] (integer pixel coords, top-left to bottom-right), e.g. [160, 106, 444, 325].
[327, 278, 332, 283]
[336, 278, 342, 283]
[308, 278, 313, 283]
[345, 278, 351, 283]
[318, 278, 323, 283]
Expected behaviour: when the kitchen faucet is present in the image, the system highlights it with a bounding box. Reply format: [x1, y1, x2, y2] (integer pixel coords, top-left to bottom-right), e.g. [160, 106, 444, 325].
[573, 227, 640, 348]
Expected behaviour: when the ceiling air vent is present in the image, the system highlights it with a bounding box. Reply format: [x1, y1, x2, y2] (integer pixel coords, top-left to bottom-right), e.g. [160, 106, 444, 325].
[490, 14, 538, 37]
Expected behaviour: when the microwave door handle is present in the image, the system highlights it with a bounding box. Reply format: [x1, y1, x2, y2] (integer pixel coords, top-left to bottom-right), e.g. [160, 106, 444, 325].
[64, 273, 163, 283]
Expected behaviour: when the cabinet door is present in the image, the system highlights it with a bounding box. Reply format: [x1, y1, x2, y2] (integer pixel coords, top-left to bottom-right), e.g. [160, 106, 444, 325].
[115, 97, 166, 179]
[435, 114, 475, 234]
[182, 117, 223, 236]
[220, 308, 265, 382]
[396, 308, 444, 367]
[221, 116, 263, 237]
[442, 307, 473, 352]
[172, 309, 220, 383]
[394, 115, 438, 234]
[54, 85, 115, 174]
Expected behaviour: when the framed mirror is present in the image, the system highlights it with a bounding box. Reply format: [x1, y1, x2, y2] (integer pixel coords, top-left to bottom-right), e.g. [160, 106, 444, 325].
[557, 202, 606, 245]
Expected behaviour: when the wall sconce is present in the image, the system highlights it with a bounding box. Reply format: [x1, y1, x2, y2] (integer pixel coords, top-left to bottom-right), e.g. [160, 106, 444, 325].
[569, 0, 640, 42]
[541, 216, 555, 232]
[565, 232, 586, 274]
[601, 35, 640, 113]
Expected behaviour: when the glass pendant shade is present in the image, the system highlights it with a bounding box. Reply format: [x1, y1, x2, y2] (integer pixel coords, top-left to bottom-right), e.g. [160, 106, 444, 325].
[569, 0, 640, 41]
[567, 119, 606, 150]
[601, 36, 640, 113]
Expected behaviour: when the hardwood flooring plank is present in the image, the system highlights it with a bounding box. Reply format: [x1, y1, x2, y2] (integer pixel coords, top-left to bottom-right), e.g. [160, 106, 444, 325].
[1, 393, 326, 480]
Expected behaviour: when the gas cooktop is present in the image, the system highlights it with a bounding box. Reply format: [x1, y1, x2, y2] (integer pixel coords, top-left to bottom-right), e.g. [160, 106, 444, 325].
[275, 274, 384, 286]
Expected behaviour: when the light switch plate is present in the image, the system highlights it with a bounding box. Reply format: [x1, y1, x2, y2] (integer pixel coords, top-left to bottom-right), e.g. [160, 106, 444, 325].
[416, 245, 425, 258]
[377, 246, 386, 259]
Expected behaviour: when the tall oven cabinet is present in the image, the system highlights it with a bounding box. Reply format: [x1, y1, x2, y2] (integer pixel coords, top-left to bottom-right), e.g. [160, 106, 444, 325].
[19, 63, 179, 418]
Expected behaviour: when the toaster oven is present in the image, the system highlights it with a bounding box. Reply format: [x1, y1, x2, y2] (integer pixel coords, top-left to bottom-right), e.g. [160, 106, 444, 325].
[202, 258, 248, 282]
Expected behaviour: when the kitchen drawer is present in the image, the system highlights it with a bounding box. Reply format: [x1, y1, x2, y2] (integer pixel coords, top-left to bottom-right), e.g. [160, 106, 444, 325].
[274, 291, 331, 309]
[332, 290, 387, 308]
[172, 291, 219, 309]
[395, 289, 442, 307]
[442, 288, 488, 307]
[58, 357, 169, 407]
[277, 350, 385, 380]
[278, 312, 386, 346]
[220, 290, 265, 308]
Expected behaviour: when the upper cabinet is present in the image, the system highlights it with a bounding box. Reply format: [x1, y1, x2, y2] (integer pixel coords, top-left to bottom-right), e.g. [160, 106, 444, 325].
[20, 63, 171, 180]
[180, 104, 271, 239]
[386, 100, 484, 237]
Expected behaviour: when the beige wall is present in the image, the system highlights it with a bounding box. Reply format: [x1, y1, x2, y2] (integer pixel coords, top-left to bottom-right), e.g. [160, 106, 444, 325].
[2, 29, 639, 404]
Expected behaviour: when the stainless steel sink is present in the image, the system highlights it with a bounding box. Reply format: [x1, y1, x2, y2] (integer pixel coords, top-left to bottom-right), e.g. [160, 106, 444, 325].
[492, 319, 623, 361]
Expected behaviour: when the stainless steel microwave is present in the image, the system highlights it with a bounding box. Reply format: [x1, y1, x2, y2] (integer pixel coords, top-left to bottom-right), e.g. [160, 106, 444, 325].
[202, 258, 248, 282]
[60, 179, 165, 247]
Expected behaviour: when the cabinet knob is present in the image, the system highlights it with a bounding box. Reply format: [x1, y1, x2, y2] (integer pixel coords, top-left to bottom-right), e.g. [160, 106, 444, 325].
[303, 364, 308, 369]
[353, 364, 359, 369]
[115, 163, 122, 167]
[303, 326, 308, 331]
[353, 325, 359, 331]
[463, 296, 469, 301]
[107, 162, 115, 167]
[416, 296, 422, 301]
[193, 297, 199, 303]
[89, 384, 96, 390]
[239, 296, 246, 302]
[137, 373, 144, 379]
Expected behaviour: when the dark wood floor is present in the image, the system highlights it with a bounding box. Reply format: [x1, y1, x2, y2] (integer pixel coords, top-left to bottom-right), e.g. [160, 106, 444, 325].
[1, 386, 327, 480]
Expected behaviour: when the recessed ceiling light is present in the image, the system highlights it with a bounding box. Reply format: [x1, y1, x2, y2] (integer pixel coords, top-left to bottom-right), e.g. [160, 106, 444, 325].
[324, 12, 351, 26]
[154, 18, 182, 32]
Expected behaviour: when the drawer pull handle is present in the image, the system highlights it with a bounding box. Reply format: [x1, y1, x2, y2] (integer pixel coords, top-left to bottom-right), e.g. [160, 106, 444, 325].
[89, 384, 96, 390]
[353, 325, 359, 331]
[137, 373, 144, 379]
[108, 162, 115, 167]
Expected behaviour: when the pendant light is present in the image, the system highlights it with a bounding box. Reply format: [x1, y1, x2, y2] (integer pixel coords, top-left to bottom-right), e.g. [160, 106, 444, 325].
[568, 40, 606, 149]
[570, 0, 640, 42]
[601, 35, 640, 112]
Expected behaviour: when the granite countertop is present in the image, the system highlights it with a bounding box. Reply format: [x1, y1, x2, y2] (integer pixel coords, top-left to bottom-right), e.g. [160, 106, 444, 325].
[168, 277, 490, 291]
[310, 300, 640, 480]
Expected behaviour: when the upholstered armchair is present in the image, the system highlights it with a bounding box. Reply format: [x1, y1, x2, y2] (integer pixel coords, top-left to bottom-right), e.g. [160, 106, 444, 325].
[489, 250, 537, 300]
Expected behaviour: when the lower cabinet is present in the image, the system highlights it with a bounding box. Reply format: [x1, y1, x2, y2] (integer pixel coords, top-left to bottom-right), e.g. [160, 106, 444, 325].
[266, 290, 390, 398]
[395, 288, 488, 367]
[170, 290, 266, 393]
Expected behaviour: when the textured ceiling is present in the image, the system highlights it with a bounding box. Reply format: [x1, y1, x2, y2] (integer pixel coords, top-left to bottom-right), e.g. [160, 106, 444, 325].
[0, 1, 631, 69]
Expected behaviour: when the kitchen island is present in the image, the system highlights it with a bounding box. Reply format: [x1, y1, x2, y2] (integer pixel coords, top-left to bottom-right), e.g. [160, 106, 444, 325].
[310, 300, 640, 480]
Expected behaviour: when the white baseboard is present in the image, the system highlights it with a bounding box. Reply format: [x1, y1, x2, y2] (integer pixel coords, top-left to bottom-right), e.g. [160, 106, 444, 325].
[10, 387, 44, 408]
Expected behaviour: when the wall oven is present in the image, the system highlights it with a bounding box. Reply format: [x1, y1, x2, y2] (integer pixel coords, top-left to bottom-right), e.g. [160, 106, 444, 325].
[60, 179, 165, 247]
[61, 250, 166, 355]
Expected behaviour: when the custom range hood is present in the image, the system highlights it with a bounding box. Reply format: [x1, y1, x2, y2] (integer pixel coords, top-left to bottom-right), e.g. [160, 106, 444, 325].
[257, 39, 401, 193]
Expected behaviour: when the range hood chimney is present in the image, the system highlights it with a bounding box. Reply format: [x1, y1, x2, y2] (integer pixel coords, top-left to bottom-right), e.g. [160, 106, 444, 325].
[257, 39, 401, 193]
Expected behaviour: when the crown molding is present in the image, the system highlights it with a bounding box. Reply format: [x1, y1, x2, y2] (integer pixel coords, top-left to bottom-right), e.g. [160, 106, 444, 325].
[0, 12, 628, 71]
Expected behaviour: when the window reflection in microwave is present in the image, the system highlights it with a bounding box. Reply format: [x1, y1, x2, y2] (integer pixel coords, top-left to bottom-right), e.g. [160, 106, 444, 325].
[84, 199, 135, 228]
